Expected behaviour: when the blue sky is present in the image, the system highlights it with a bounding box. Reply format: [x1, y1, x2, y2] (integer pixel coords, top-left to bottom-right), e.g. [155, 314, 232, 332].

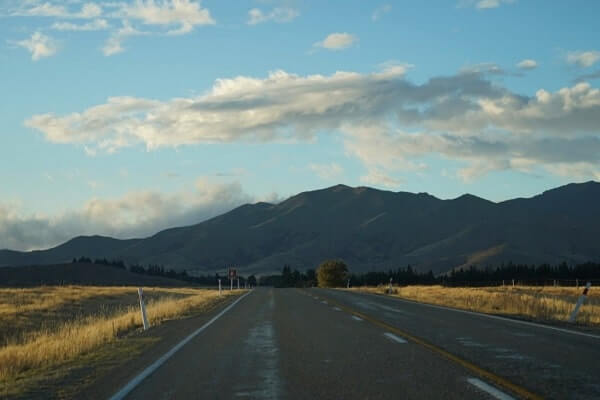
[1, 0, 600, 250]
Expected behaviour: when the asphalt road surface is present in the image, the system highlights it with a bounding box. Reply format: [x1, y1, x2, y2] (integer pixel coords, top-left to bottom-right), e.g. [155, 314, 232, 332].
[105, 288, 600, 400]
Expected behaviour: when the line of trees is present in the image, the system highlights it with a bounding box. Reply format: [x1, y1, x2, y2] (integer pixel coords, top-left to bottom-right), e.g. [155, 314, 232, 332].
[71, 257, 257, 286]
[258, 260, 600, 288]
[72, 256, 600, 287]
[258, 265, 316, 287]
[446, 261, 600, 286]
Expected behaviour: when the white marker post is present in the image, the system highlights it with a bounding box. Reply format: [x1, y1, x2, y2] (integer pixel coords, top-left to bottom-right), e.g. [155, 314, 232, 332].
[137, 288, 150, 330]
[230, 278, 233, 291]
[569, 282, 591, 323]
[347, 278, 350, 289]
[218, 279, 222, 296]
[237, 277, 240, 290]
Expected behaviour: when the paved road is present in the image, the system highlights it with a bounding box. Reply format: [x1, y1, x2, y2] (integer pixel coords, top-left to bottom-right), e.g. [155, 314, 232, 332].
[107, 288, 600, 399]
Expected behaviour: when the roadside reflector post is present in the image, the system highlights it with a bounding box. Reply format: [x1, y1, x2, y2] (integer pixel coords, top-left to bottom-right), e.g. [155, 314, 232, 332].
[218, 279, 222, 295]
[237, 277, 240, 290]
[347, 278, 350, 289]
[512, 279, 515, 287]
[569, 282, 591, 323]
[137, 288, 150, 330]
[230, 278, 233, 291]
[576, 279, 579, 288]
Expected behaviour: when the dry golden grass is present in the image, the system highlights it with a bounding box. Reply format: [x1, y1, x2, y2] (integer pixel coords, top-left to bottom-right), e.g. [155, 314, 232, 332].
[350, 285, 600, 326]
[0, 286, 243, 393]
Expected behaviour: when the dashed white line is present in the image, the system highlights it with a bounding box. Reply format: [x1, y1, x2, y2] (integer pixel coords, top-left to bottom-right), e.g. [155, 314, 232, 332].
[467, 378, 515, 400]
[321, 300, 328, 305]
[351, 316, 363, 321]
[383, 332, 407, 344]
[333, 307, 342, 311]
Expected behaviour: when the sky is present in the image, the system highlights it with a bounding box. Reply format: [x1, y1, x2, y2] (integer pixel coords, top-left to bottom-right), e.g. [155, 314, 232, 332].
[1, 0, 600, 251]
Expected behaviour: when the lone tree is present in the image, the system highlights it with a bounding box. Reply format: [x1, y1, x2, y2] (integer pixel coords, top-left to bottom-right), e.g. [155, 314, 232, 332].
[316, 260, 348, 287]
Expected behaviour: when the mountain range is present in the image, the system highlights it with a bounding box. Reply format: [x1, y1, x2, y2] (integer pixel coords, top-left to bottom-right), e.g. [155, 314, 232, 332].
[2, 181, 600, 275]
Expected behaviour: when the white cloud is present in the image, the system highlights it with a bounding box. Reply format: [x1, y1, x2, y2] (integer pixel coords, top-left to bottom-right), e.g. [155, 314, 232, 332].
[52, 19, 110, 31]
[516, 59, 537, 70]
[119, 0, 214, 35]
[6, 1, 215, 55]
[15, 32, 58, 61]
[314, 32, 357, 51]
[567, 50, 600, 68]
[13, 1, 103, 18]
[360, 168, 402, 188]
[309, 163, 343, 180]
[0, 179, 253, 251]
[458, 0, 516, 9]
[25, 68, 600, 181]
[247, 7, 299, 25]
[371, 4, 391, 21]
[102, 20, 147, 56]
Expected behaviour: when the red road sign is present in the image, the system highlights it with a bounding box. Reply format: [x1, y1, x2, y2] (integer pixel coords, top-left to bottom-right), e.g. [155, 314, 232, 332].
[228, 268, 237, 279]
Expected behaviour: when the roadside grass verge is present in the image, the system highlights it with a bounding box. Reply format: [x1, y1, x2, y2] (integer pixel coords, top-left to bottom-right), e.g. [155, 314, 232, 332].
[349, 285, 600, 326]
[0, 286, 242, 398]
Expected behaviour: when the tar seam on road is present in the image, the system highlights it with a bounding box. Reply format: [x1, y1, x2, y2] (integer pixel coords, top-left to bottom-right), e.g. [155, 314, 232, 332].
[307, 290, 543, 400]
[357, 290, 600, 340]
[468, 378, 516, 400]
[108, 290, 253, 400]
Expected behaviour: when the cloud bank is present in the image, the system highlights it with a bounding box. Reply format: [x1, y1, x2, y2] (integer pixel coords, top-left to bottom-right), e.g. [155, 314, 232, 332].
[0, 180, 253, 251]
[24, 66, 600, 183]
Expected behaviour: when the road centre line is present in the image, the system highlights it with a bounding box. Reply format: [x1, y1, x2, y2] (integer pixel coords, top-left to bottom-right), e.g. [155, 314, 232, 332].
[467, 378, 516, 400]
[354, 290, 600, 340]
[109, 291, 253, 400]
[308, 290, 542, 400]
[351, 316, 363, 321]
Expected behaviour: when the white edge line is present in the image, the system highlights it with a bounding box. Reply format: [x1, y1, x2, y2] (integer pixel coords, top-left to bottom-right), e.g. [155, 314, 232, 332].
[351, 315, 363, 321]
[467, 377, 515, 400]
[352, 290, 600, 340]
[383, 332, 407, 344]
[109, 290, 253, 400]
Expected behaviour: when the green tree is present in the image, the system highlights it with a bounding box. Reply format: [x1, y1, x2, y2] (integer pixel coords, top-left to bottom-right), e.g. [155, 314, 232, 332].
[316, 260, 348, 287]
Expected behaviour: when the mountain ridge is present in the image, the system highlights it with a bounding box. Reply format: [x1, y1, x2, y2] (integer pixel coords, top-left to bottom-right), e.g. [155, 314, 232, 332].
[1, 181, 599, 274]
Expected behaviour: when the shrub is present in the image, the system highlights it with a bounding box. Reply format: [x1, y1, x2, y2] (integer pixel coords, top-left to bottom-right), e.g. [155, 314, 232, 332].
[317, 260, 348, 287]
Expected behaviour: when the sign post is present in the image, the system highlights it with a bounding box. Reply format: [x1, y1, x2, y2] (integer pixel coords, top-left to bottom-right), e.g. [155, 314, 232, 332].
[218, 279, 222, 295]
[229, 268, 237, 291]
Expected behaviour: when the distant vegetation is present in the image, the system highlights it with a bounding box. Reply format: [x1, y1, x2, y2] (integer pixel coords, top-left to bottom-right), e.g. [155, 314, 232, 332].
[258, 265, 316, 287]
[69, 256, 600, 288]
[258, 260, 600, 288]
[317, 260, 348, 287]
[72, 257, 257, 287]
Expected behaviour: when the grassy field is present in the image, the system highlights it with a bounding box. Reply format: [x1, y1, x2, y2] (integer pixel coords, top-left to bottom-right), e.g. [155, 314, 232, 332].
[0, 285, 242, 398]
[350, 285, 600, 326]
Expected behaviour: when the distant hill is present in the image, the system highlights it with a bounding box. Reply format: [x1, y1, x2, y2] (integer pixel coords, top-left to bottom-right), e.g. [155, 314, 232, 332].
[1, 181, 600, 275]
[0, 262, 189, 287]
